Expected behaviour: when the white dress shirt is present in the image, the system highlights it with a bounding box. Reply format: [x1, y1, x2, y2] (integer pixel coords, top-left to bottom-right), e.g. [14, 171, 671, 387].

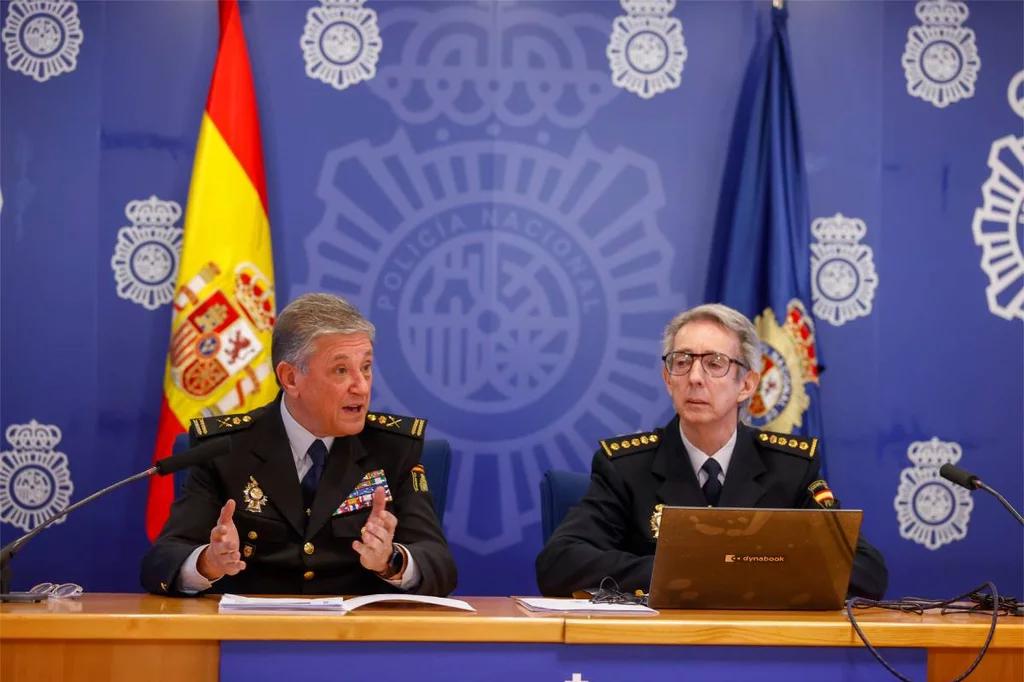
[177, 400, 420, 592]
[679, 425, 738, 488]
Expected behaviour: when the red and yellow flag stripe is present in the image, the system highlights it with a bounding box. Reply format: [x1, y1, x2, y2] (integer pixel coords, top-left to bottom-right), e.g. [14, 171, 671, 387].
[146, 0, 276, 541]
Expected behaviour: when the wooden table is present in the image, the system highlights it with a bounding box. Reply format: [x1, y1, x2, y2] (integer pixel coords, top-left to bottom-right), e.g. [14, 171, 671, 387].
[2, 595, 1021, 681]
[0, 594, 560, 682]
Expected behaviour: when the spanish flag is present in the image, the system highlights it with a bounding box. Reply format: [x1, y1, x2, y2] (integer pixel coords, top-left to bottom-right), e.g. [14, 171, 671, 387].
[145, 0, 276, 541]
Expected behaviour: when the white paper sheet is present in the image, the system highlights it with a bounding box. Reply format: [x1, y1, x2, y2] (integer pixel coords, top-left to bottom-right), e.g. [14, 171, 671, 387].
[218, 594, 346, 612]
[513, 597, 658, 615]
[342, 594, 476, 612]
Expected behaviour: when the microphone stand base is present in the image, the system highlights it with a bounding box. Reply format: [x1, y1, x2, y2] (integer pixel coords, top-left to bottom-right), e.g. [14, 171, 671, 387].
[0, 592, 46, 603]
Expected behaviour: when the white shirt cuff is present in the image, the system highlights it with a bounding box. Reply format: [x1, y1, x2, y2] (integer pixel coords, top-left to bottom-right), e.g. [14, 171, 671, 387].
[384, 544, 420, 590]
[177, 544, 219, 594]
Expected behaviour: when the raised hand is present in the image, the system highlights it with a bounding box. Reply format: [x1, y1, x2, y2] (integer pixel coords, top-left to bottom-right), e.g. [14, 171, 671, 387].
[197, 499, 247, 581]
[352, 486, 398, 574]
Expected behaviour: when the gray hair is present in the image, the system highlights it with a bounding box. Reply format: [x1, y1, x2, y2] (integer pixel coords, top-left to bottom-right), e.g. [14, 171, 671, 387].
[271, 293, 376, 372]
[661, 303, 762, 376]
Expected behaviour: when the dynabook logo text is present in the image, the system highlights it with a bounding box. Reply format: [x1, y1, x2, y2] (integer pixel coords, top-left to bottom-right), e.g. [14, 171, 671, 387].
[724, 555, 787, 563]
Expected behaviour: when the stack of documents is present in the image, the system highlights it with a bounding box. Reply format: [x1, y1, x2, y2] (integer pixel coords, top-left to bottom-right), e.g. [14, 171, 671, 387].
[218, 593, 476, 614]
[218, 595, 346, 612]
[513, 597, 658, 615]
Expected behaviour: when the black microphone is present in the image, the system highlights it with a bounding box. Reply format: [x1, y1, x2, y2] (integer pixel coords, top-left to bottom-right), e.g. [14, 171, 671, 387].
[940, 463, 1024, 526]
[938, 463, 979, 490]
[153, 437, 231, 476]
[0, 437, 232, 597]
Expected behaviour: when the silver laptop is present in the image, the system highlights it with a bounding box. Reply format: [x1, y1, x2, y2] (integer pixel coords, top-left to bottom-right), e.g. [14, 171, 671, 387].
[647, 506, 862, 610]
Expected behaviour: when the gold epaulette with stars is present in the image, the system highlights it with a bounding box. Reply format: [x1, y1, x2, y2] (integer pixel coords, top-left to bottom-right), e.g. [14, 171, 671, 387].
[757, 430, 818, 458]
[365, 411, 427, 440]
[600, 431, 660, 458]
[189, 413, 254, 439]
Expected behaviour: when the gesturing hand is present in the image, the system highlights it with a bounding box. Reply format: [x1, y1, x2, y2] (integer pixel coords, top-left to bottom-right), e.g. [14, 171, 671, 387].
[197, 499, 247, 581]
[352, 486, 398, 574]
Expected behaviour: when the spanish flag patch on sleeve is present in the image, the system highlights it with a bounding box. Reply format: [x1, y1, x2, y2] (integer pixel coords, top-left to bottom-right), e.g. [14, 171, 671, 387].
[411, 463, 429, 492]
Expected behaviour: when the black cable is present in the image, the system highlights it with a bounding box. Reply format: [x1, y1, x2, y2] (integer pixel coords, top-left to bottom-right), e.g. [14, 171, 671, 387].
[590, 577, 1015, 681]
[846, 582, 1013, 682]
[589, 577, 649, 606]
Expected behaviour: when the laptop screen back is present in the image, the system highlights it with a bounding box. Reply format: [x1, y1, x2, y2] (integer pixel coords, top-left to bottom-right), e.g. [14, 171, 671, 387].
[648, 506, 862, 610]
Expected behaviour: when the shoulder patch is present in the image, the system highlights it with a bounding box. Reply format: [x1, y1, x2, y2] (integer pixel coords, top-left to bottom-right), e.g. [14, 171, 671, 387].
[410, 463, 429, 492]
[807, 479, 837, 508]
[600, 431, 660, 458]
[756, 431, 818, 458]
[365, 412, 427, 440]
[189, 413, 253, 439]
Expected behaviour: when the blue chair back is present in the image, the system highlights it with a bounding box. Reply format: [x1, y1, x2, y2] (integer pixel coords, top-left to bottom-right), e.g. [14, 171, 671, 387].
[171, 433, 451, 523]
[539, 469, 591, 544]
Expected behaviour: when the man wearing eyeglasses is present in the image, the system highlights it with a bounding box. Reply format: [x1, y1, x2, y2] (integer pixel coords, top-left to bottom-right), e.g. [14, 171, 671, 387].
[535, 303, 887, 599]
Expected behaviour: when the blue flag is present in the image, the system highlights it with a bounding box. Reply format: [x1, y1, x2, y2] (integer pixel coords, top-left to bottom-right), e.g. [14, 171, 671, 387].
[706, 6, 824, 462]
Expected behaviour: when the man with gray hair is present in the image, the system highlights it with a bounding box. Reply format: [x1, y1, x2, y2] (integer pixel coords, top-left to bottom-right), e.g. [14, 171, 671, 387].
[142, 293, 458, 597]
[536, 303, 887, 600]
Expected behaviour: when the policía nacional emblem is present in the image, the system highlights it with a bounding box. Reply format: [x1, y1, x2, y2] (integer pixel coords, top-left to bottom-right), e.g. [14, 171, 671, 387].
[810, 213, 878, 327]
[901, 0, 980, 109]
[607, 0, 688, 100]
[972, 70, 1024, 323]
[300, 0, 382, 92]
[649, 503, 664, 539]
[1, 0, 84, 83]
[894, 438, 973, 550]
[0, 419, 74, 532]
[110, 196, 184, 311]
[242, 476, 267, 513]
[301, 3, 674, 556]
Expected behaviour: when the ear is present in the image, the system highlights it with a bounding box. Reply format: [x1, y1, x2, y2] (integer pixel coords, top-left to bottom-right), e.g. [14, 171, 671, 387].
[737, 369, 760, 405]
[662, 363, 672, 391]
[276, 361, 301, 396]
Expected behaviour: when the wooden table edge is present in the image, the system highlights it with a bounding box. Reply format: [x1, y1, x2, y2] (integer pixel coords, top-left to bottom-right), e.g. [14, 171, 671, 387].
[562, 616, 1024, 648]
[0, 611, 566, 643]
